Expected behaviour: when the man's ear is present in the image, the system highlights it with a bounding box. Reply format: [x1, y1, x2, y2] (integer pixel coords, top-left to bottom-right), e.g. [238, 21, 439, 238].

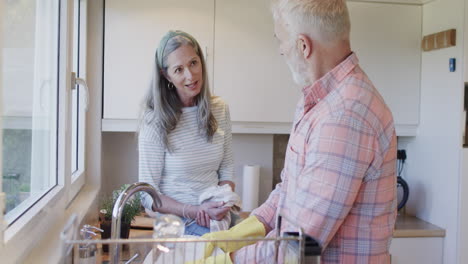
[297, 34, 312, 59]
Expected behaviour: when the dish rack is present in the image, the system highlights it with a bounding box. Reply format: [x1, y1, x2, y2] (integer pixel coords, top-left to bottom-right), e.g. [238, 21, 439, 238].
[60, 214, 321, 264]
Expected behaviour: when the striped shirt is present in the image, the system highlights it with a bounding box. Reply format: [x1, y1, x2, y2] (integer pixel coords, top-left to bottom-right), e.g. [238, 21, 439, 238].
[138, 97, 234, 209]
[235, 53, 397, 263]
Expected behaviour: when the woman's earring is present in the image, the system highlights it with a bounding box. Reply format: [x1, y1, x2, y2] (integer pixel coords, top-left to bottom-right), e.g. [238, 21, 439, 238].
[167, 82, 175, 90]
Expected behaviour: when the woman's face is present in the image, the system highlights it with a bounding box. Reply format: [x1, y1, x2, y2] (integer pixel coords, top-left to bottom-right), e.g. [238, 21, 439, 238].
[165, 44, 203, 107]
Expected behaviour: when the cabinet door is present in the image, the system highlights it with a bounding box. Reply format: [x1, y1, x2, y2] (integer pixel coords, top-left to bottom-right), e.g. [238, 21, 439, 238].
[390, 237, 443, 263]
[214, 0, 300, 123]
[104, 0, 215, 119]
[214, 1, 421, 130]
[348, 2, 422, 129]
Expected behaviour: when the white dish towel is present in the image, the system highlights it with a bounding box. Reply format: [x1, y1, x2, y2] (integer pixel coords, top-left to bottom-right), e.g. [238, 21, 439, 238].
[198, 185, 242, 232]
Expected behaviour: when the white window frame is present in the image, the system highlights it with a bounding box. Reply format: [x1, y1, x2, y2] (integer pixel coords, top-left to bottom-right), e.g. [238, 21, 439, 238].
[0, 0, 90, 260]
[69, 0, 88, 204]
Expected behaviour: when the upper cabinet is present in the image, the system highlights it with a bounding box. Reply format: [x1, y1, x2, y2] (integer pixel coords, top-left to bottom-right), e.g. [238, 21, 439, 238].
[348, 2, 422, 135]
[213, 0, 300, 124]
[103, 0, 215, 120]
[103, 0, 423, 135]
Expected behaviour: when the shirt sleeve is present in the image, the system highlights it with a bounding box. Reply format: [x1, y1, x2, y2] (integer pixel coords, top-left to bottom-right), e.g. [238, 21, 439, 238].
[217, 103, 234, 182]
[138, 122, 165, 210]
[251, 169, 284, 231]
[285, 112, 377, 249]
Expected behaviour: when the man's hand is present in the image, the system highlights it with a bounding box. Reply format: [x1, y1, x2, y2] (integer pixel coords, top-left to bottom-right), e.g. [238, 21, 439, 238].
[201, 215, 266, 258]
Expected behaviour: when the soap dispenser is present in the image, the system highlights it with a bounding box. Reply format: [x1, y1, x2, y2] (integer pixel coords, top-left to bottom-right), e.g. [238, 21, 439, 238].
[79, 225, 103, 264]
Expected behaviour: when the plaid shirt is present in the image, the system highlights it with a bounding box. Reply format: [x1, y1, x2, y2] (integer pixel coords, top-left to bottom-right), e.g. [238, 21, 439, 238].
[235, 53, 397, 264]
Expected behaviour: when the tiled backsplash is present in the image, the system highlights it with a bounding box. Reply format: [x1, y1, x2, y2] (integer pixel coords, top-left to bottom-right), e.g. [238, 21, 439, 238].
[273, 134, 289, 188]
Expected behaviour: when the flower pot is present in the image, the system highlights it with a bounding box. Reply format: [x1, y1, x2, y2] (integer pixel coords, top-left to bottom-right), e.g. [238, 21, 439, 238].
[100, 220, 131, 252]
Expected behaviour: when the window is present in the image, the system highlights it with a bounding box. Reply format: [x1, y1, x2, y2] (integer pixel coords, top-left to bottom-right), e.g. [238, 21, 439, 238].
[1, 0, 88, 226]
[2, 0, 60, 224]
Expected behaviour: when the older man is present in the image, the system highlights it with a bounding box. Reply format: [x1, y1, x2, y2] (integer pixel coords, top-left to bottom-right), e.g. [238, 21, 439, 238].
[201, 0, 397, 263]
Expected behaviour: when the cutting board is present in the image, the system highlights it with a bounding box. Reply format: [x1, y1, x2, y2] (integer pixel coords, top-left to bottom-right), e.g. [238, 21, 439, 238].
[131, 213, 154, 229]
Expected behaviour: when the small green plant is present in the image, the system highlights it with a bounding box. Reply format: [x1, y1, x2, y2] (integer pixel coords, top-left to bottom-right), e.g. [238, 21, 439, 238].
[19, 184, 30, 193]
[100, 184, 142, 225]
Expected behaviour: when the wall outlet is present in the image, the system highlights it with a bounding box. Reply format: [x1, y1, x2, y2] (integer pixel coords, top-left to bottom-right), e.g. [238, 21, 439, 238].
[397, 149, 407, 161]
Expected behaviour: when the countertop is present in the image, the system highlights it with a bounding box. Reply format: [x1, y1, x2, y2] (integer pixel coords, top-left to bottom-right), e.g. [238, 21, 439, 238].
[131, 212, 446, 238]
[393, 213, 445, 238]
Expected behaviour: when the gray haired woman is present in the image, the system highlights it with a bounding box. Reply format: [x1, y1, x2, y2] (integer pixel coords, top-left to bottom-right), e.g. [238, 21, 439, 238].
[138, 30, 235, 236]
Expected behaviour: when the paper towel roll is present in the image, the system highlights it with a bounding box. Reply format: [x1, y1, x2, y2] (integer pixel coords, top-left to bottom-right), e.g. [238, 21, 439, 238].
[242, 165, 260, 212]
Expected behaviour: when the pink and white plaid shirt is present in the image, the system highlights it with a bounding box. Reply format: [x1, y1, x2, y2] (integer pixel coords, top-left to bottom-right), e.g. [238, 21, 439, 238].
[235, 53, 397, 263]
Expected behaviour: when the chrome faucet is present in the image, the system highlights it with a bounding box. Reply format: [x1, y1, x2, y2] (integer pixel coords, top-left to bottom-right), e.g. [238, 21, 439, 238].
[110, 182, 162, 264]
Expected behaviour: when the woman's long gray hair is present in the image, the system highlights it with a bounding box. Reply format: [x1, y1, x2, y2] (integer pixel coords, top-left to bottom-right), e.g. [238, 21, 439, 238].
[141, 33, 217, 151]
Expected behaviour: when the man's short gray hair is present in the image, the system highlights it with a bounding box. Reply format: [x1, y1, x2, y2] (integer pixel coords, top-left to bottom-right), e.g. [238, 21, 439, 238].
[272, 0, 351, 43]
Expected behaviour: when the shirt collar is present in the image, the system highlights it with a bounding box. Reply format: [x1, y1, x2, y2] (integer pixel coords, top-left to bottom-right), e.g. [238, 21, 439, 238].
[302, 52, 359, 112]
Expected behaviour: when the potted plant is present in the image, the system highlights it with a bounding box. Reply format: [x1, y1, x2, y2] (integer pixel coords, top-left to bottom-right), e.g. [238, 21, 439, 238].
[99, 184, 143, 251]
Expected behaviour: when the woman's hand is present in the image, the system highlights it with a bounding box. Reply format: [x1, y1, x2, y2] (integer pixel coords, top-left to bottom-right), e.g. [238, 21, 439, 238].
[218, 180, 235, 191]
[196, 201, 230, 223]
[196, 210, 211, 227]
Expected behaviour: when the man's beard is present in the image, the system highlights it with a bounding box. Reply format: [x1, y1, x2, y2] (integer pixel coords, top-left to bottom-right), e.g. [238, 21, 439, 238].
[285, 48, 311, 87]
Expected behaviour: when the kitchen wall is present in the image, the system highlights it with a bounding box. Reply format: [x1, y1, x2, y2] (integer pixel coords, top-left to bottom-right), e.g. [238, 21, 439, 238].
[273, 135, 289, 187]
[101, 132, 138, 196]
[396, 0, 465, 263]
[102, 133, 275, 206]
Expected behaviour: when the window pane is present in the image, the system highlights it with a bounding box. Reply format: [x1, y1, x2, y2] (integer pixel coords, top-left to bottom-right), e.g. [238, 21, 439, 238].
[71, 0, 80, 174]
[2, 0, 59, 223]
[71, 0, 86, 181]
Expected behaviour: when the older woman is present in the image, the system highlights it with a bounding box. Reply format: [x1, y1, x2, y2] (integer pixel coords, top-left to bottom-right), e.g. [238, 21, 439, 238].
[138, 30, 235, 236]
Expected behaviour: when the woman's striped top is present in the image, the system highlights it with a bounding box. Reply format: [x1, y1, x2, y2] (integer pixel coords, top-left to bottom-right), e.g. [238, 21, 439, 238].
[138, 97, 234, 209]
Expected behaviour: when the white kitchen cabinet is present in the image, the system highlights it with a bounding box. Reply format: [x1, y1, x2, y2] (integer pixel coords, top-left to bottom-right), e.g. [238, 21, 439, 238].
[213, 0, 300, 125]
[390, 237, 443, 263]
[213, 1, 422, 135]
[390, 214, 445, 263]
[348, 2, 422, 136]
[103, 0, 215, 120]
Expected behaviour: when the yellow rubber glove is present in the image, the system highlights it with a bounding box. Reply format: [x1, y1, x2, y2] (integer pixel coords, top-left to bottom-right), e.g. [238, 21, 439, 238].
[186, 253, 233, 264]
[201, 215, 266, 258]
